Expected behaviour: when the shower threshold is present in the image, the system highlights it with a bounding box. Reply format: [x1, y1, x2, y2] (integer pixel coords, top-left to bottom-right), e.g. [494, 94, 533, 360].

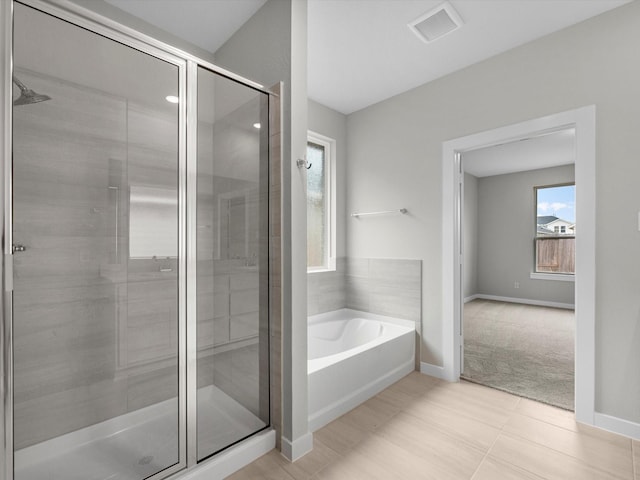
[14, 385, 266, 480]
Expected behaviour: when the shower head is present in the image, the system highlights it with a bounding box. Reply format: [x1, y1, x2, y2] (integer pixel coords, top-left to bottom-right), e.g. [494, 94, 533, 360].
[13, 75, 51, 106]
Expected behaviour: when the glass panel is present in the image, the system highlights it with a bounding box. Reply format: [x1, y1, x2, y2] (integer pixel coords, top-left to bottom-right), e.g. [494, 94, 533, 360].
[196, 67, 269, 460]
[306, 142, 326, 268]
[535, 184, 576, 273]
[12, 4, 180, 479]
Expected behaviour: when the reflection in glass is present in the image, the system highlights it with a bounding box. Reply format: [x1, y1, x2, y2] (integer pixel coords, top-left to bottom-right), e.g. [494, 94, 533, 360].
[12, 4, 180, 479]
[129, 185, 178, 258]
[196, 67, 269, 461]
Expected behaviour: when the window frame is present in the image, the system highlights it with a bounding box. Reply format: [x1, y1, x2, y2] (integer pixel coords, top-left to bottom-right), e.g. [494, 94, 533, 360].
[306, 131, 336, 273]
[533, 182, 576, 277]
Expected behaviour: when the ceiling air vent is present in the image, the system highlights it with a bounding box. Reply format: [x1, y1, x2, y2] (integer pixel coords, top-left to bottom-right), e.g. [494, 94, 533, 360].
[408, 1, 464, 43]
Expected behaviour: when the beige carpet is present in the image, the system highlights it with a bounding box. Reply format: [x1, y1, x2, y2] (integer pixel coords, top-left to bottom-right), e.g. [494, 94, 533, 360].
[461, 299, 575, 410]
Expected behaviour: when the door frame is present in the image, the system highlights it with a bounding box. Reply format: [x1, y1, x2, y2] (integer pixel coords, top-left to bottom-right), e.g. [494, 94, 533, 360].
[441, 106, 596, 426]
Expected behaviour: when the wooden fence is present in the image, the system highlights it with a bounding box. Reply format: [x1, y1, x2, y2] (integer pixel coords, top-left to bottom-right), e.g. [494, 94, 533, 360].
[536, 237, 575, 274]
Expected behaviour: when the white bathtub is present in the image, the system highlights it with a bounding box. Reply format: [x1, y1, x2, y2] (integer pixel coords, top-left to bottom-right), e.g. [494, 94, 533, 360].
[307, 309, 415, 431]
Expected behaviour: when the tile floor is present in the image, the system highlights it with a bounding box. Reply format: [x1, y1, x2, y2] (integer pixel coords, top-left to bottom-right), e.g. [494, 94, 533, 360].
[228, 372, 639, 480]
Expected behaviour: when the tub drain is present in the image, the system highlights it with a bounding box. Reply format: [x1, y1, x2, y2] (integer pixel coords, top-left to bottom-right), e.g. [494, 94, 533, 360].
[138, 456, 154, 465]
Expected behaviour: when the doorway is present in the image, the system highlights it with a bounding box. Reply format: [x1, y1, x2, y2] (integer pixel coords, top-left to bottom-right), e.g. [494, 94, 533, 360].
[460, 131, 576, 409]
[441, 106, 596, 425]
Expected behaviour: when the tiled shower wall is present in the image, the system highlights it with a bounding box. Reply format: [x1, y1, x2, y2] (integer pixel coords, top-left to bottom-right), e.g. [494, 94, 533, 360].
[12, 72, 181, 449]
[12, 70, 273, 449]
[308, 257, 422, 329]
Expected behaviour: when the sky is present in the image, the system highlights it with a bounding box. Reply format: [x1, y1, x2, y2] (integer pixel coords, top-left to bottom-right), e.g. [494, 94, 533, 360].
[537, 184, 575, 223]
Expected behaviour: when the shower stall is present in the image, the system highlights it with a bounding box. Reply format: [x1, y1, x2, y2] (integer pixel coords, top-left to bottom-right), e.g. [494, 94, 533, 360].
[1, 1, 279, 479]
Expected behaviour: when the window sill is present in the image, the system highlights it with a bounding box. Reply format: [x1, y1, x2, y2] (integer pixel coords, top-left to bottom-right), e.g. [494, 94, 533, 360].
[530, 272, 575, 282]
[307, 267, 337, 275]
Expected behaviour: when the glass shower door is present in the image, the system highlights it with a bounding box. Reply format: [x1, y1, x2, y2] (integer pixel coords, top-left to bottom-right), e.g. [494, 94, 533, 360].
[12, 3, 183, 479]
[196, 67, 270, 460]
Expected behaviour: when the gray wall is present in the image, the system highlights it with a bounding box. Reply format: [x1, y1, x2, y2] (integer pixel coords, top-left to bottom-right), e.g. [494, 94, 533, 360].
[463, 173, 478, 299]
[214, 0, 310, 453]
[346, 1, 640, 423]
[476, 165, 575, 305]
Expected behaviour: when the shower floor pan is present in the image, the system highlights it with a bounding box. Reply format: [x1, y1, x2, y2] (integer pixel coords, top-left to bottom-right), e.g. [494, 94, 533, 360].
[14, 385, 266, 480]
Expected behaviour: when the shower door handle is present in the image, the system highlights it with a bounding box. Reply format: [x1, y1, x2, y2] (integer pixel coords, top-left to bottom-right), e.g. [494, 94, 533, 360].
[12, 244, 27, 253]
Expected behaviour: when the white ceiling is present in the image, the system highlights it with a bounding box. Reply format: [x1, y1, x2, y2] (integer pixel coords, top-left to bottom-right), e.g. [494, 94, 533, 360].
[463, 129, 575, 178]
[103, 0, 630, 115]
[309, 0, 630, 114]
[104, 0, 267, 53]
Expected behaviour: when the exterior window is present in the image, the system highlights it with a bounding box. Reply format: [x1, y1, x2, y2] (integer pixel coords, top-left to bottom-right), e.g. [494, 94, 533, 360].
[307, 132, 336, 271]
[535, 184, 575, 274]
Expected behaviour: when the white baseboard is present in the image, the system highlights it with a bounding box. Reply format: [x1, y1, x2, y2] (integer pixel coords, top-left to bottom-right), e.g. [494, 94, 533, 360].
[594, 412, 640, 440]
[281, 432, 313, 462]
[470, 294, 574, 310]
[181, 429, 275, 480]
[464, 294, 480, 303]
[420, 362, 447, 380]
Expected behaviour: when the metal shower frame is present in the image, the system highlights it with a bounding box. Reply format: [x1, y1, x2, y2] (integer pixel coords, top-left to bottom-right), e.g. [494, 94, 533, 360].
[0, 1, 276, 479]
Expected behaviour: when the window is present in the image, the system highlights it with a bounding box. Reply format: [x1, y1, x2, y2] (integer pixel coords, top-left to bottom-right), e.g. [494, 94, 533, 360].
[535, 183, 575, 274]
[307, 132, 336, 271]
